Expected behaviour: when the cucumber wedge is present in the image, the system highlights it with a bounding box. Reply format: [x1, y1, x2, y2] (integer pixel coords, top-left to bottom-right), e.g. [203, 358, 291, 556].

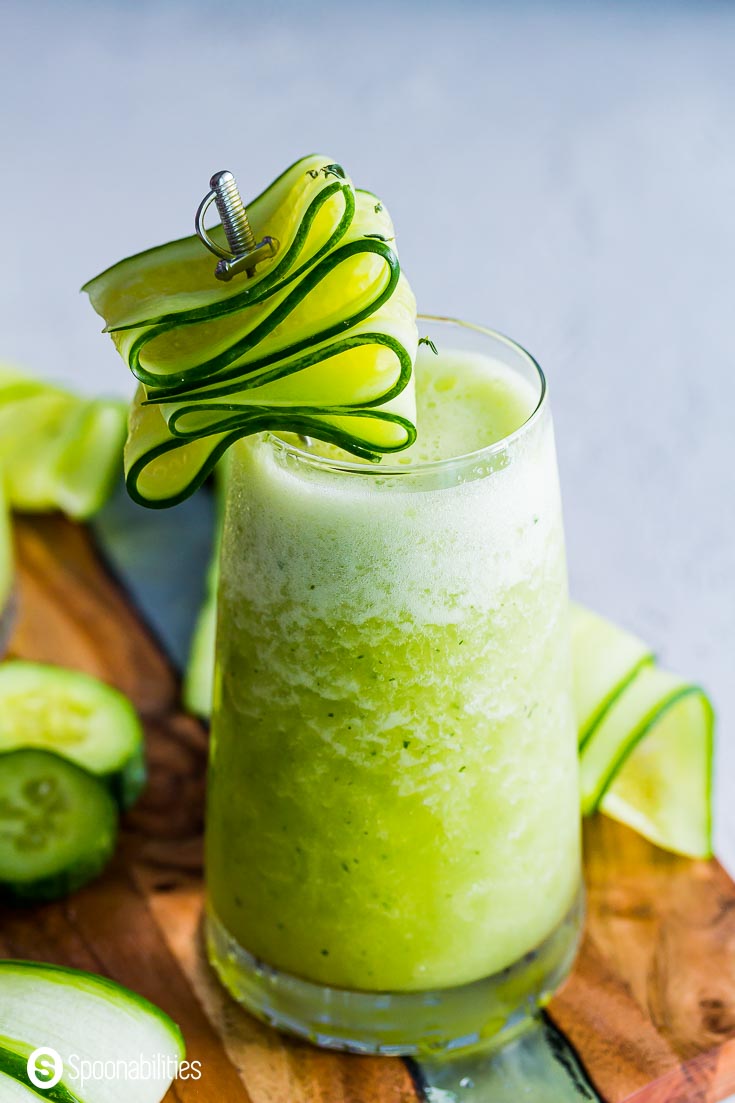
[0, 365, 126, 519]
[0, 959, 184, 1102]
[51, 399, 127, 519]
[572, 605, 713, 858]
[0, 749, 118, 903]
[84, 156, 418, 508]
[0, 663, 145, 810]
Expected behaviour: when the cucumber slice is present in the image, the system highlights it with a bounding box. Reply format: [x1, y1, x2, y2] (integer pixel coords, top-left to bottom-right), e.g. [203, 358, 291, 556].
[182, 459, 228, 717]
[573, 605, 713, 858]
[0, 749, 118, 903]
[84, 156, 418, 508]
[0, 959, 184, 1102]
[0, 392, 77, 510]
[0, 365, 125, 519]
[182, 563, 218, 719]
[0, 662, 145, 809]
[571, 604, 652, 746]
[600, 682, 713, 858]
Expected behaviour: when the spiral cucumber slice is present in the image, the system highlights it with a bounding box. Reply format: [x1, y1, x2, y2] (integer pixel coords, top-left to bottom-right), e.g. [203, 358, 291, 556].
[0, 365, 126, 519]
[0, 959, 184, 1102]
[83, 155, 418, 508]
[573, 605, 713, 858]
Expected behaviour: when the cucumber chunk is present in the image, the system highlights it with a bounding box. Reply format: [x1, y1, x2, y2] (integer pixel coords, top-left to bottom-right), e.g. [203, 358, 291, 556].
[52, 399, 128, 520]
[0, 364, 125, 519]
[0, 662, 145, 809]
[0, 749, 118, 903]
[0, 959, 184, 1103]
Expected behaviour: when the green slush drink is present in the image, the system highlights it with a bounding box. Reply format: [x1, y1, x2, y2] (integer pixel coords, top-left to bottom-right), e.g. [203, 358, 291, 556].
[206, 320, 581, 1049]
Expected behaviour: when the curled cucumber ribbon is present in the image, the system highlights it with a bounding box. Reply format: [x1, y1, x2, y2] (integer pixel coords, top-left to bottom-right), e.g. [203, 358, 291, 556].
[84, 155, 418, 508]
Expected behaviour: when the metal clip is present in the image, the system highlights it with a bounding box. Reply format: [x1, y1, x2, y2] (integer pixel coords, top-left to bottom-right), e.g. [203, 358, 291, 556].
[195, 170, 278, 281]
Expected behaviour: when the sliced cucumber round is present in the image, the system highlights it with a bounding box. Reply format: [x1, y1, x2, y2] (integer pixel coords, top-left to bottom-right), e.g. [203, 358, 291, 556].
[0, 959, 184, 1103]
[0, 662, 145, 810]
[84, 156, 418, 508]
[0, 749, 118, 904]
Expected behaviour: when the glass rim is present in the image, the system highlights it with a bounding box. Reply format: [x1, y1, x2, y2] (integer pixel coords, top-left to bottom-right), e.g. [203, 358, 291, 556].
[267, 314, 547, 476]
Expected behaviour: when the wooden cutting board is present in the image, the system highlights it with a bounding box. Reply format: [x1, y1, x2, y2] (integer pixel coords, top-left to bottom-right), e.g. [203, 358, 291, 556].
[2, 512, 735, 1103]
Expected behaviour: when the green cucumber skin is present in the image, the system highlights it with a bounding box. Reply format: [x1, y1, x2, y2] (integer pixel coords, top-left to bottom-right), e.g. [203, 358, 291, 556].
[0, 960, 185, 1059]
[0, 845, 116, 907]
[0, 750, 118, 906]
[105, 744, 147, 811]
[0, 1045, 81, 1103]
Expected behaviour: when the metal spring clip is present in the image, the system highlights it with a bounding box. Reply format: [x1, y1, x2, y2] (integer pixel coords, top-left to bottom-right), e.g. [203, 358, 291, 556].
[195, 170, 278, 281]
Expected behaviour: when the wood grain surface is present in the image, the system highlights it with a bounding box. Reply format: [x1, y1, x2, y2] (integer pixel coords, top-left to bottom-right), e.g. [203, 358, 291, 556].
[2, 512, 735, 1102]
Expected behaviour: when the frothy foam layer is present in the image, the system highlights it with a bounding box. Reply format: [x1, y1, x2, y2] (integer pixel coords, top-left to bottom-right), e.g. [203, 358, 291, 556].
[398, 346, 538, 463]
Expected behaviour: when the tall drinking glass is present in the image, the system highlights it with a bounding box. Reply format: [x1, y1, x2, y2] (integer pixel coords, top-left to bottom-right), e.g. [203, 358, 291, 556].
[205, 317, 582, 1055]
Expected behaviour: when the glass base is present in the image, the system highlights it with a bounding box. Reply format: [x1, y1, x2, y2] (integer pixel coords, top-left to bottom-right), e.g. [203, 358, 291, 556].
[206, 888, 583, 1057]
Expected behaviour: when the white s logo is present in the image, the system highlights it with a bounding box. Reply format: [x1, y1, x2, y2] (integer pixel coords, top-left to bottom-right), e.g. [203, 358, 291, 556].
[27, 1047, 64, 1090]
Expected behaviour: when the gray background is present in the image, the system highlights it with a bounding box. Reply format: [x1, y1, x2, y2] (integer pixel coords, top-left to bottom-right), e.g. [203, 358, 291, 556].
[0, 0, 733, 861]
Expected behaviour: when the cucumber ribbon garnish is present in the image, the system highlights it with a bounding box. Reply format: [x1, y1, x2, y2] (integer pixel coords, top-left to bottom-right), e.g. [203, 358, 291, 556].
[83, 154, 418, 508]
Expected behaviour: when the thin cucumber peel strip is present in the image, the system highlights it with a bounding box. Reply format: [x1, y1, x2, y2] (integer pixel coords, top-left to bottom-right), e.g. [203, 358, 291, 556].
[83, 155, 418, 508]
